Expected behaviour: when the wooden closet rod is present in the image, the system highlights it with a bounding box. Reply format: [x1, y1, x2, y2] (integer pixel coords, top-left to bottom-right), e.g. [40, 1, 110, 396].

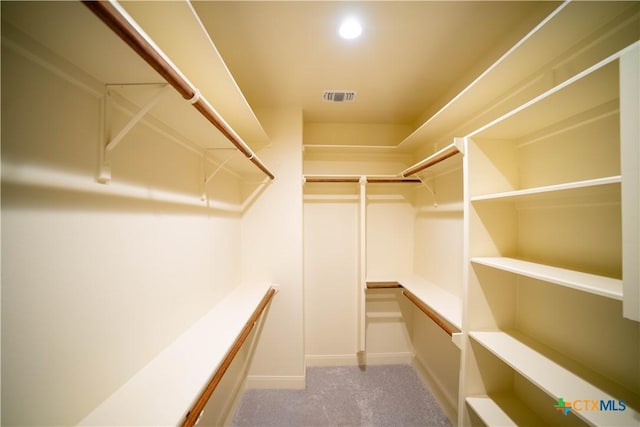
[366, 177, 421, 183]
[401, 143, 460, 178]
[304, 176, 361, 183]
[304, 176, 421, 184]
[181, 286, 277, 427]
[402, 290, 454, 337]
[83, 0, 275, 180]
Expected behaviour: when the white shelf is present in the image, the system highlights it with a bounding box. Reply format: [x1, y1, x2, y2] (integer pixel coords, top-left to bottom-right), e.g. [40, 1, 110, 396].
[466, 395, 545, 427]
[79, 283, 274, 426]
[471, 257, 622, 300]
[471, 176, 621, 203]
[467, 55, 620, 141]
[470, 330, 640, 427]
[401, 139, 464, 178]
[397, 275, 462, 330]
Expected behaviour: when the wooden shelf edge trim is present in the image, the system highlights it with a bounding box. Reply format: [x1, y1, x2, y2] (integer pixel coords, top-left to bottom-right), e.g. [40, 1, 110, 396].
[402, 289, 456, 337]
[366, 281, 404, 289]
[83, 0, 275, 180]
[181, 286, 277, 427]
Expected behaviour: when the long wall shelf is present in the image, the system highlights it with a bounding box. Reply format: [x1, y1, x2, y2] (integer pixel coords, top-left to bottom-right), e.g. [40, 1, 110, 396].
[396, 275, 462, 331]
[401, 139, 464, 178]
[303, 175, 421, 184]
[469, 330, 640, 427]
[471, 257, 622, 300]
[470, 176, 621, 204]
[79, 283, 276, 426]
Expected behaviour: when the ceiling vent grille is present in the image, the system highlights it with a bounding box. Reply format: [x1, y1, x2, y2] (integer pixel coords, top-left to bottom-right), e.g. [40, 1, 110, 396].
[322, 90, 356, 102]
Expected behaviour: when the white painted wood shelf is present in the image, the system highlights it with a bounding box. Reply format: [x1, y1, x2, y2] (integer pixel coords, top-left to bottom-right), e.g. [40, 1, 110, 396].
[466, 394, 545, 427]
[397, 275, 463, 331]
[470, 330, 640, 427]
[471, 257, 622, 300]
[470, 176, 621, 204]
[79, 282, 274, 426]
[466, 55, 619, 142]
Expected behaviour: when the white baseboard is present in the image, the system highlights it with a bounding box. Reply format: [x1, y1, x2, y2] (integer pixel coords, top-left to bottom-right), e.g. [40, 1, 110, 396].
[244, 375, 306, 390]
[305, 351, 413, 367]
[305, 353, 359, 366]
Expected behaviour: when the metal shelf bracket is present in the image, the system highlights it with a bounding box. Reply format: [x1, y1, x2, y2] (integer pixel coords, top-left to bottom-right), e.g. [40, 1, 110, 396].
[98, 83, 170, 183]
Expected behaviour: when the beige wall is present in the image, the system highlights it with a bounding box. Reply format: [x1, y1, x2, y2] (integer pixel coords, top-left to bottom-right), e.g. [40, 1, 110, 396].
[304, 199, 359, 362]
[1, 26, 244, 426]
[411, 166, 464, 418]
[241, 109, 305, 388]
[302, 123, 416, 366]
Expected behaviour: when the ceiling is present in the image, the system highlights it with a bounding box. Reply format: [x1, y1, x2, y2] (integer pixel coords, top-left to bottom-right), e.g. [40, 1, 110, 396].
[193, 1, 558, 126]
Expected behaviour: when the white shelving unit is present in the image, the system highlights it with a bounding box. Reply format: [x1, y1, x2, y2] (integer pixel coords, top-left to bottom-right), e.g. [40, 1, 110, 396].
[463, 41, 640, 426]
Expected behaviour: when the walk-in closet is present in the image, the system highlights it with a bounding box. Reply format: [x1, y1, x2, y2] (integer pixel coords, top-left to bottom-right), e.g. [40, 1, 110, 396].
[1, 1, 639, 426]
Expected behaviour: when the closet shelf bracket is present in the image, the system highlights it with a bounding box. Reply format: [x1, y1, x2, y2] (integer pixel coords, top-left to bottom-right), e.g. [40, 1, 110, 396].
[201, 149, 236, 200]
[416, 175, 438, 207]
[98, 84, 171, 183]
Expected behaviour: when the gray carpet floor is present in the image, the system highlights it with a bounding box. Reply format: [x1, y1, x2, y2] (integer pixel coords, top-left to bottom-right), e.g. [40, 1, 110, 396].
[231, 364, 452, 427]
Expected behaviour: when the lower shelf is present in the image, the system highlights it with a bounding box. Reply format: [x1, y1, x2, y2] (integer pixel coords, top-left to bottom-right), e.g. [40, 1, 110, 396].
[396, 275, 463, 330]
[470, 330, 639, 426]
[78, 283, 275, 426]
[466, 394, 545, 427]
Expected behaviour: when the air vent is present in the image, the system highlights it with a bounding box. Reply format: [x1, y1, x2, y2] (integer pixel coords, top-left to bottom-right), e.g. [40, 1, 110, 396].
[322, 90, 356, 102]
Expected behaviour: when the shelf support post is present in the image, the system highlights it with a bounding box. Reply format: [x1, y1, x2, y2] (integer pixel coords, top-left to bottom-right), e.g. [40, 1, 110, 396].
[620, 42, 640, 322]
[358, 176, 367, 354]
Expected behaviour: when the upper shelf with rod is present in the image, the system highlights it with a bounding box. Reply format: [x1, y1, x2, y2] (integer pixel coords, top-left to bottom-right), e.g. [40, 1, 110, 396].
[84, 0, 274, 182]
[3, 0, 274, 183]
[303, 175, 422, 184]
[401, 138, 464, 178]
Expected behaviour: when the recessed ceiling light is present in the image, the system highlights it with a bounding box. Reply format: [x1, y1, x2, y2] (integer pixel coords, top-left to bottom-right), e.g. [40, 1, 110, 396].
[339, 17, 362, 40]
